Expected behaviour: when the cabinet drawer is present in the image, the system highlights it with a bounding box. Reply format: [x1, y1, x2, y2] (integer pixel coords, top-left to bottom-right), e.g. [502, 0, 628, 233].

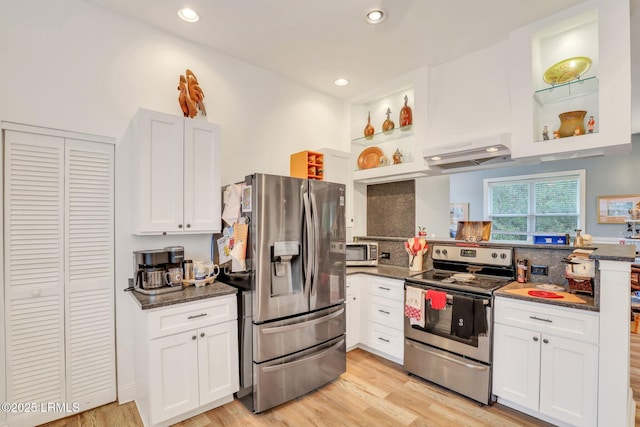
[147, 294, 237, 339]
[368, 296, 403, 331]
[368, 277, 403, 302]
[495, 297, 599, 344]
[367, 321, 404, 360]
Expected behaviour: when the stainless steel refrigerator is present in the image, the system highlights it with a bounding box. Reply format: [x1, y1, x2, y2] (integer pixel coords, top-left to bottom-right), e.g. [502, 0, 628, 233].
[230, 173, 346, 413]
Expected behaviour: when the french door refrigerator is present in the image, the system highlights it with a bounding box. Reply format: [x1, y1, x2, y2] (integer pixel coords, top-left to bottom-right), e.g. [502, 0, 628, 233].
[235, 173, 346, 413]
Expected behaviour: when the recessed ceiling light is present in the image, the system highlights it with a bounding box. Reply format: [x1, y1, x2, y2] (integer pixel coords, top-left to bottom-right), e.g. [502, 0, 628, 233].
[431, 156, 442, 161]
[334, 78, 349, 86]
[486, 147, 499, 153]
[365, 9, 387, 24]
[178, 7, 199, 23]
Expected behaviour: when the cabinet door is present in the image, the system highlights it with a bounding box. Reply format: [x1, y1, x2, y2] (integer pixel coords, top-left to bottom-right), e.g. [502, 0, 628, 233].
[492, 323, 540, 411]
[539, 335, 598, 426]
[64, 140, 116, 410]
[149, 331, 200, 424]
[134, 109, 184, 234]
[346, 276, 360, 350]
[197, 321, 239, 405]
[183, 120, 221, 233]
[4, 131, 66, 427]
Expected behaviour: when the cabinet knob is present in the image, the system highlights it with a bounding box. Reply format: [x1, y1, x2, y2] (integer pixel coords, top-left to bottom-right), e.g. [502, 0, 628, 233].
[178, 224, 183, 229]
[543, 338, 549, 344]
[162, 232, 167, 236]
[186, 224, 191, 228]
[533, 336, 539, 342]
[200, 332, 205, 338]
[192, 335, 197, 340]
[32, 290, 41, 297]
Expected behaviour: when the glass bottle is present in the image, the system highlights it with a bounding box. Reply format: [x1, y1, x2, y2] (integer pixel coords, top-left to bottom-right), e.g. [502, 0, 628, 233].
[382, 107, 395, 132]
[364, 111, 375, 138]
[400, 95, 413, 127]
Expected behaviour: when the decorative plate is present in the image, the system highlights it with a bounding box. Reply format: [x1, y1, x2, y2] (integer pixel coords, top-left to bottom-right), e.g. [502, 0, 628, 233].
[358, 147, 383, 169]
[543, 56, 592, 85]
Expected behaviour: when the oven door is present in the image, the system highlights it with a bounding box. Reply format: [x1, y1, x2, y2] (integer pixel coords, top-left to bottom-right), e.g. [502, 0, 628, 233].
[403, 284, 492, 364]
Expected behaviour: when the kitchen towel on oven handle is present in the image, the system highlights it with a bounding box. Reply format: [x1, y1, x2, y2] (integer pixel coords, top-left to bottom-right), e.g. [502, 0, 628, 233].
[450, 295, 488, 339]
[425, 289, 447, 310]
[404, 286, 425, 328]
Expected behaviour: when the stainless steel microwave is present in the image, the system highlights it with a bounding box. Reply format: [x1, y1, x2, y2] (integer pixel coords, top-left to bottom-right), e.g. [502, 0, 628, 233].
[346, 242, 378, 266]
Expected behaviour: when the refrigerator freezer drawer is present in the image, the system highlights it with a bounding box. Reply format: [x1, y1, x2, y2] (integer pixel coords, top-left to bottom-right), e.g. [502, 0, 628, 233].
[254, 304, 345, 363]
[254, 335, 346, 413]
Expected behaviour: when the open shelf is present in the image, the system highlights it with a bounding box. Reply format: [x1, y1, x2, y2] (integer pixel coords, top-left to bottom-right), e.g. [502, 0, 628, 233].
[534, 76, 599, 106]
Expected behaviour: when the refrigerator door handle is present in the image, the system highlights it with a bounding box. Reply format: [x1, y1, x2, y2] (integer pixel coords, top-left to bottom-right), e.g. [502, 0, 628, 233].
[302, 191, 313, 299]
[261, 307, 345, 334]
[309, 191, 320, 295]
[261, 339, 344, 373]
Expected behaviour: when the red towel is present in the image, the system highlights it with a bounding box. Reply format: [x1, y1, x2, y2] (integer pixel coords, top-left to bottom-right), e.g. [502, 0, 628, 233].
[425, 289, 447, 310]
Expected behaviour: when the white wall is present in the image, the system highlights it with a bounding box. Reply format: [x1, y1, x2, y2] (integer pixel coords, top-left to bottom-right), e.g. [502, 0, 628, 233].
[0, 0, 348, 403]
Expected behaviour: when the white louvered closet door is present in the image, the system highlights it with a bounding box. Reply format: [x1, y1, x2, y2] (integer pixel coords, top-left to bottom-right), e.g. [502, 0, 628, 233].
[64, 139, 115, 410]
[4, 130, 66, 427]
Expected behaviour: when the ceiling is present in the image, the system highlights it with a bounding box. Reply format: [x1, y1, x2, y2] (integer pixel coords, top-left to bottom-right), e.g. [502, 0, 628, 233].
[87, 0, 586, 99]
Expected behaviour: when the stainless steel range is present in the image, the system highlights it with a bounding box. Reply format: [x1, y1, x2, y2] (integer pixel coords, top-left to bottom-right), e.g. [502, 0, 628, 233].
[403, 244, 514, 404]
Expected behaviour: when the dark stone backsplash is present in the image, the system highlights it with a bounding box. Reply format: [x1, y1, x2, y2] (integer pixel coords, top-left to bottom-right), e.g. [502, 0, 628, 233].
[367, 180, 415, 238]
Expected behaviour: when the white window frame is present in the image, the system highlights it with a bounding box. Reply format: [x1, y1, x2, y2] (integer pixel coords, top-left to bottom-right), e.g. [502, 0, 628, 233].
[483, 169, 586, 242]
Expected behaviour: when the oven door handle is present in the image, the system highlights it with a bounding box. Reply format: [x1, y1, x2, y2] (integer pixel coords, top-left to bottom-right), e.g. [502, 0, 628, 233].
[406, 341, 489, 371]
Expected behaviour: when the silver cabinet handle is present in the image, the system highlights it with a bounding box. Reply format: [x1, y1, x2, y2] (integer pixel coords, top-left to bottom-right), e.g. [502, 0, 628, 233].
[529, 316, 552, 323]
[378, 337, 390, 343]
[188, 313, 208, 320]
[378, 309, 390, 315]
[378, 286, 390, 291]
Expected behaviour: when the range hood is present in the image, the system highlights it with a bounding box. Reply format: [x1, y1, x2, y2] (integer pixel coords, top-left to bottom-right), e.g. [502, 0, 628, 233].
[422, 133, 513, 173]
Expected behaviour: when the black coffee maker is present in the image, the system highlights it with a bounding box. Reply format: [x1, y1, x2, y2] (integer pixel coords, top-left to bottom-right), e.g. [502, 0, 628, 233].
[133, 248, 183, 295]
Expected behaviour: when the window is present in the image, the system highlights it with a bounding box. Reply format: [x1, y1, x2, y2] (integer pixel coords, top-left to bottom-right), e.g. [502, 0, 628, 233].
[484, 170, 585, 242]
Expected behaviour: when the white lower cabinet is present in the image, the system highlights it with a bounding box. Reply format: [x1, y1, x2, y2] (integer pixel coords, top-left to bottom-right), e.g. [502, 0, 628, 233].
[493, 297, 598, 427]
[362, 276, 404, 363]
[134, 295, 239, 427]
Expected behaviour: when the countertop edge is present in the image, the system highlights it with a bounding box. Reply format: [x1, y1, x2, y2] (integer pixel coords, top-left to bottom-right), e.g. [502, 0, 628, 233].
[129, 281, 238, 310]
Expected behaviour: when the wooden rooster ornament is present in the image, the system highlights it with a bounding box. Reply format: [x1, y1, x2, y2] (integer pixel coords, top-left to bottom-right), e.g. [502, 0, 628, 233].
[177, 69, 206, 118]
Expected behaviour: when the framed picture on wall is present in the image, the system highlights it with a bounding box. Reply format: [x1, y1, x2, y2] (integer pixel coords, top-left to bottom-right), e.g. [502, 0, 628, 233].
[596, 194, 640, 224]
[450, 202, 469, 237]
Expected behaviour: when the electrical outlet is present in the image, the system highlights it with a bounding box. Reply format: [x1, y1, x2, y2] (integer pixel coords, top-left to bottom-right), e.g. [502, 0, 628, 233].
[531, 265, 549, 275]
[380, 252, 391, 259]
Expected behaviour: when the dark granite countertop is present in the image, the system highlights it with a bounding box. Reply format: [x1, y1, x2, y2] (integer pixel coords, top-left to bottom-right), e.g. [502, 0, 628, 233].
[347, 265, 425, 281]
[495, 281, 597, 312]
[129, 281, 237, 310]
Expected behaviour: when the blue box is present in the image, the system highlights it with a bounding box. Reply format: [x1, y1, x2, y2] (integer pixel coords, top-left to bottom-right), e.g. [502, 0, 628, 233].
[533, 234, 568, 245]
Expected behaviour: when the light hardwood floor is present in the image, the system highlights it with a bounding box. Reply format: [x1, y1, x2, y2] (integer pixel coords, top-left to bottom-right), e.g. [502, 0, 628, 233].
[41, 348, 556, 427]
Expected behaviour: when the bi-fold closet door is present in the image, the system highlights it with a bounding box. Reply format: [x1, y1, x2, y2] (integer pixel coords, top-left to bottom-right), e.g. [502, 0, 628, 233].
[2, 125, 115, 427]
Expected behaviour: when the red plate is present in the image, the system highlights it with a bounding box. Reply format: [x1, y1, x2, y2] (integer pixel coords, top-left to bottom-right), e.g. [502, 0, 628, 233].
[528, 290, 563, 299]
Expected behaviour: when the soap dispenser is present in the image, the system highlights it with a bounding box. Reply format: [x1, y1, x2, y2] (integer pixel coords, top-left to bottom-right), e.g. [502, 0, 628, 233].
[574, 229, 584, 247]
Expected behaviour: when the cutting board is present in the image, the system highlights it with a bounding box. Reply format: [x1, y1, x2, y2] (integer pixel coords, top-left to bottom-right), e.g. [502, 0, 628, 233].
[504, 287, 586, 303]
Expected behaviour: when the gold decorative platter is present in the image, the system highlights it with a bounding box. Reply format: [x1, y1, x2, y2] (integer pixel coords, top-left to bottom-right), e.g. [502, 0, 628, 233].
[543, 56, 592, 85]
[358, 147, 383, 169]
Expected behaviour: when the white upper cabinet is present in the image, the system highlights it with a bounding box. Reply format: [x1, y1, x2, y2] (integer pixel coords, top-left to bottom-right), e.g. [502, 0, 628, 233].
[509, 0, 631, 161]
[129, 109, 221, 235]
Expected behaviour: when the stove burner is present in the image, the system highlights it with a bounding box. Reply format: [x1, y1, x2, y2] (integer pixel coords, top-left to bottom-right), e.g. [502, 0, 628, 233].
[407, 269, 512, 295]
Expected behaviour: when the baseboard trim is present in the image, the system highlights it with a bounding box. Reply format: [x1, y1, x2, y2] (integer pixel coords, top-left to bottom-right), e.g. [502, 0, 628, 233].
[118, 382, 136, 404]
